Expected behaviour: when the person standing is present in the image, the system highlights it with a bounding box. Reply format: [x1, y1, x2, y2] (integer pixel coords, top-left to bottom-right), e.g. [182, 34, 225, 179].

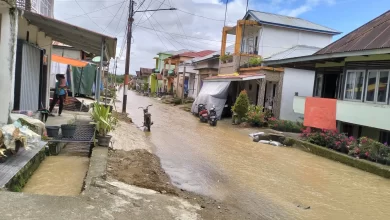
[49, 74, 68, 116]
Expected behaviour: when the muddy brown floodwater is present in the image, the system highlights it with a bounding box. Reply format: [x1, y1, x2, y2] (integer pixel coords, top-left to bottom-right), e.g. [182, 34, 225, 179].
[117, 91, 390, 220]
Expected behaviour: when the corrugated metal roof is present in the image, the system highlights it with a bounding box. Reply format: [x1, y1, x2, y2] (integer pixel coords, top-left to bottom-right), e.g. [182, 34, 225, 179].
[204, 73, 265, 81]
[247, 10, 340, 35]
[21, 9, 117, 58]
[316, 10, 390, 55]
[265, 45, 320, 61]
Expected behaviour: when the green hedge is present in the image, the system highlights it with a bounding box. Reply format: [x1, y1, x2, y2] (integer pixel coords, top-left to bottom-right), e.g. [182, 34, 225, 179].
[290, 139, 390, 179]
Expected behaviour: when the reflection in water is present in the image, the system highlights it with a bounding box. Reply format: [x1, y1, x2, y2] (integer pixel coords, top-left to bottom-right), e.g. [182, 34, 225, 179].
[120, 91, 390, 220]
[23, 156, 89, 196]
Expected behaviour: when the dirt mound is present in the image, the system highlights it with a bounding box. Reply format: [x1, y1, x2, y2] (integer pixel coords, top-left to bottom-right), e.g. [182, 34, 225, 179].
[107, 149, 177, 195]
[107, 149, 257, 220]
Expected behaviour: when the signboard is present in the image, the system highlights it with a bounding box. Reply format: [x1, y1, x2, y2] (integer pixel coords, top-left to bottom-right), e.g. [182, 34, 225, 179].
[303, 97, 337, 130]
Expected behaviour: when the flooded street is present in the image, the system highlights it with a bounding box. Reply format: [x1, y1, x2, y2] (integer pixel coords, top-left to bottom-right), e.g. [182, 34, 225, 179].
[118, 91, 390, 220]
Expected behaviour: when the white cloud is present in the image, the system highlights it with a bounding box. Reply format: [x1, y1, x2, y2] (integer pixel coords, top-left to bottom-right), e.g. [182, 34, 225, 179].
[53, 0, 335, 75]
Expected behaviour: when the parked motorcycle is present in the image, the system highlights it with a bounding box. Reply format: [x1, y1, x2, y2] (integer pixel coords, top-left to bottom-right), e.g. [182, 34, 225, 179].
[199, 104, 209, 123]
[139, 104, 153, 131]
[193, 103, 206, 116]
[208, 105, 217, 126]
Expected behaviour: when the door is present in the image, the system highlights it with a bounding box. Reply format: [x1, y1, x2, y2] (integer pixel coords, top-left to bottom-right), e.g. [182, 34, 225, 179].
[14, 41, 42, 111]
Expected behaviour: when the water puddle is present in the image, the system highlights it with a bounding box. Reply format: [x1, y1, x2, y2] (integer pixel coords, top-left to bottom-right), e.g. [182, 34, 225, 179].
[23, 156, 89, 196]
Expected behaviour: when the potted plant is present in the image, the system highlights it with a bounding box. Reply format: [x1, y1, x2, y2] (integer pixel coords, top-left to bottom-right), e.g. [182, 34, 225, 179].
[91, 103, 118, 147]
[248, 57, 262, 67]
[61, 115, 77, 138]
[226, 53, 233, 63]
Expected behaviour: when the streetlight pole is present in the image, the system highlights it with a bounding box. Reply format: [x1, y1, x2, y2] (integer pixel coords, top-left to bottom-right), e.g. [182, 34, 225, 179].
[121, 1, 177, 113]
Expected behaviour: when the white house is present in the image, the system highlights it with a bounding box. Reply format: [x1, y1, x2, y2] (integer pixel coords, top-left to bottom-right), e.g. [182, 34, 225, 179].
[192, 10, 340, 119]
[265, 10, 390, 143]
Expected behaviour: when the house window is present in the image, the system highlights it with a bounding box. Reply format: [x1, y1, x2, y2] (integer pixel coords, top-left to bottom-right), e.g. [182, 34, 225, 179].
[364, 70, 390, 103]
[314, 74, 323, 97]
[344, 70, 365, 101]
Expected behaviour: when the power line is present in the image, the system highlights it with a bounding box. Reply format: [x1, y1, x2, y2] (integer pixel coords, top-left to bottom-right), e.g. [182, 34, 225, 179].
[132, 0, 154, 32]
[63, 1, 125, 20]
[144, 10, 171, 50]
[137, 0, 166, 25]
[133, 24, 233, 43]
[74, 0, 106, 31]
[113, 1, 128, 35]
[168, 0, 190, 46]
[155, 0, 229, 22]
[103, 0, 127, 33]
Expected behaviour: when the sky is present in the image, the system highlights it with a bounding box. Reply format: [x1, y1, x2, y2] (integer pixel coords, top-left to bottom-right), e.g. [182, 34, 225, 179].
[54, 0, 390, 75]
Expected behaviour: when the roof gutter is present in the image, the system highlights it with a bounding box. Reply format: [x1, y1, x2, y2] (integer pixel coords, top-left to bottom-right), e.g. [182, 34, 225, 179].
[264, 48, 390, 66]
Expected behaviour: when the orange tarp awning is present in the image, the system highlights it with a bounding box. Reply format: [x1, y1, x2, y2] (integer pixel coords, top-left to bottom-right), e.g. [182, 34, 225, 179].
[304, 97, 337, 130]
[52, 54, 88, 67]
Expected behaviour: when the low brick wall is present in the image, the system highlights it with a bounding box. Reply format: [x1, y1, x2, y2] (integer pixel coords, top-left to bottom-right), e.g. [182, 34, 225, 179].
[291, 139, 390, 179]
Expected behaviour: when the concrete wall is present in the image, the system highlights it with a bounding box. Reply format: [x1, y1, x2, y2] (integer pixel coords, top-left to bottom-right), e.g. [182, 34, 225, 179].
[18, 17, 53, 108]
[52, 47, 81, 60]
[258, 25, 332, 58]
[280, 68, 315, 121]
[0, 7, 18, 125]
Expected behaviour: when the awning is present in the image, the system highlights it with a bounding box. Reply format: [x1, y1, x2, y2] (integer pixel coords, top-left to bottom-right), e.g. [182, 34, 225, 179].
[204, 73, 265, 82]
[52, 54, 88, 67]
[20, 10, 117, 59]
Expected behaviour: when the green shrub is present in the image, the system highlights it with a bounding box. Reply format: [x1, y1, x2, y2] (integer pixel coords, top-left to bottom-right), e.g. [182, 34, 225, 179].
[232, 90, 250, 120]
[300, 127, 357, 154]
[349, 137, 390, 164]
[143, 83, 149, 91]
[268, 117, 304, 133]
[246, 105, 265, 127]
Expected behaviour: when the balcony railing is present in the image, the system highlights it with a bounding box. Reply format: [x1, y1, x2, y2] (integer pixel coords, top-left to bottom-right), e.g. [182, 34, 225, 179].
[17, 0, 53, 17]
[219, 53, 262, 74]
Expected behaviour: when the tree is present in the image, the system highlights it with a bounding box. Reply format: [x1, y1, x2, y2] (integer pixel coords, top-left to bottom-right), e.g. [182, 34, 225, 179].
[232, 90, 250, 120]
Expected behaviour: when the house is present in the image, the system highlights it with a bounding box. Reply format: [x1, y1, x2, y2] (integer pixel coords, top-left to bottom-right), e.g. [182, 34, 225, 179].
[52, 41, 94, 61]
[163, 50, 215, 98]
[0, 2, 116, 125]
[192, 10, 339, 119]
[138, 68, 153, 91]
[156, 49, 191, 94]
[16, 0, 54, 17]
[264, 10, 390, 143]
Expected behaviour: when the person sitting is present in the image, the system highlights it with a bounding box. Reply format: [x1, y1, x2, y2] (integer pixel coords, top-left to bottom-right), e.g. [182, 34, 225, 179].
[49, 74, 68, 116]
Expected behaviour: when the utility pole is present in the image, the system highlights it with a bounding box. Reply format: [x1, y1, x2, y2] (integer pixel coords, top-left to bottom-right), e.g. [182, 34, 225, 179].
[122, 0, 134, 113]
[121, 2, 176, 112]
[181, 66, 186, 104]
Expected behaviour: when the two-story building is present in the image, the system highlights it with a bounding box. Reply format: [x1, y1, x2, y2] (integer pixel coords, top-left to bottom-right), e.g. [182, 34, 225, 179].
[265, 10, 390, 143]
[163, 50, 215, 98]
[192, 10, 340, 119]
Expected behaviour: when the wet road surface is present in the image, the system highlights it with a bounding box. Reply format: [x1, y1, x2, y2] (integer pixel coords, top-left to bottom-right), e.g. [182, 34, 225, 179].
[118, 91, 390, 220]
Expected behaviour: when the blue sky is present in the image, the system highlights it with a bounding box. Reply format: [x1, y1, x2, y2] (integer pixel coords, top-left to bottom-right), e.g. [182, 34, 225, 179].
[228, 0, 390, 40]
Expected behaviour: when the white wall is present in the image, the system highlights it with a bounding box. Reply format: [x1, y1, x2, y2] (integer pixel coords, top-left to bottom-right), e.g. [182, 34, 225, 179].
[0, 8, 18, 125]
[258, 25, 332, 58]
[52, 47, 80, 60]
[18, 16, 53, 108]
[280, 68, 315, 121]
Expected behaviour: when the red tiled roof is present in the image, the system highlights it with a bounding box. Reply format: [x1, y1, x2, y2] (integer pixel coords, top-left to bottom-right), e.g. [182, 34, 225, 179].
[156, 74, 163, 80]
[316, 10, 390, 55]
[177, 50, 216, 58]
[140, 68, 153, 75]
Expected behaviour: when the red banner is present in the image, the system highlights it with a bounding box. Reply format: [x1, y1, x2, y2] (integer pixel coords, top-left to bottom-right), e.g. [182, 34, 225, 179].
[303, 97, 337, 130]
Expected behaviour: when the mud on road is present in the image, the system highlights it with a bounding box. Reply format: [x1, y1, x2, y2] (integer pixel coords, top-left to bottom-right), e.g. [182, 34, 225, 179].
[107, 149, 256, 220]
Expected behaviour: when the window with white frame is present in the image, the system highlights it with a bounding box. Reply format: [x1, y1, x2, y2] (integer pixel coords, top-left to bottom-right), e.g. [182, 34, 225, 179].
[344, 70, 365, 101]
[364, 70, 390, 103]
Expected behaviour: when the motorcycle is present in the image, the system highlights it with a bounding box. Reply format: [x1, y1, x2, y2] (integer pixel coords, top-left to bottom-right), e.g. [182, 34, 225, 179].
[198, 104, 208, 123]
[208, 105, 217, 126]
[139, 104, 153, 131]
